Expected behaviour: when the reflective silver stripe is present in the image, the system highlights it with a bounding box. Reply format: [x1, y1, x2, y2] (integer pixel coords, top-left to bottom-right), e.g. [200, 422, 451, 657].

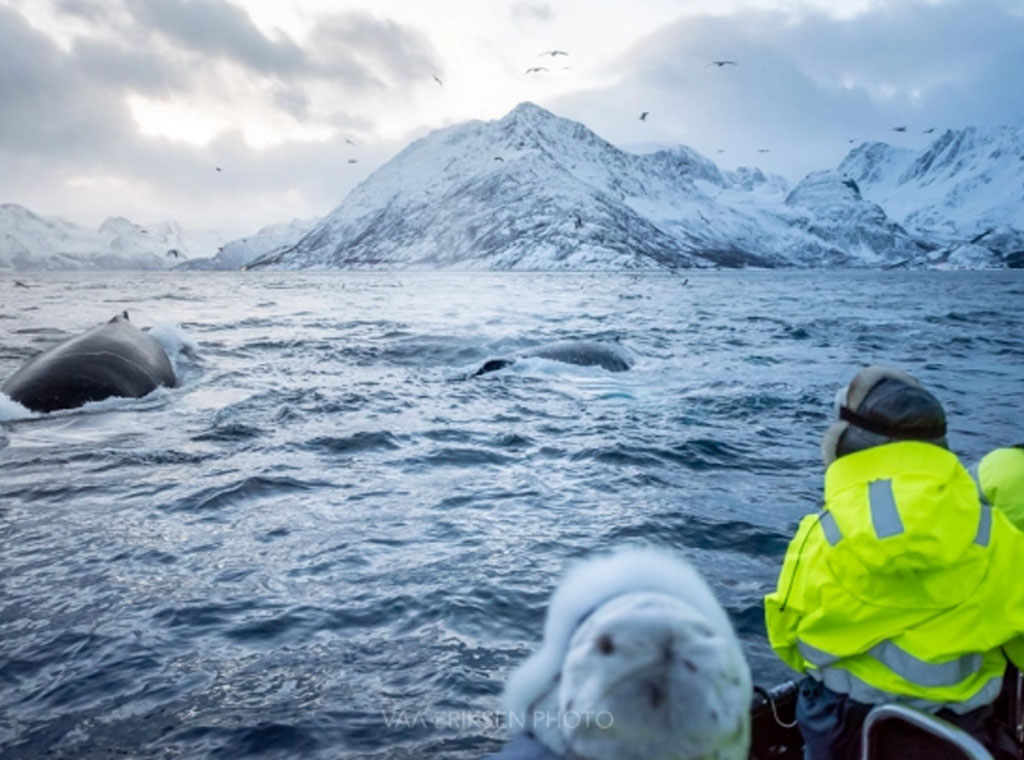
[868, 479, 904, 539]
[798, 640, 839, 667]
[968, 462, 991, 505]
[800, 638, 984, 688]
[868, 642, 984, 688]
[819, 511, 842, 545]
[811, 667, 1003, 713]
[975, 504, 992, 547]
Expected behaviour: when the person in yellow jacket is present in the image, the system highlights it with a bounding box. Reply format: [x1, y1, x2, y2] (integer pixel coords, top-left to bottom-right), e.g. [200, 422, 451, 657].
[764, 366, 1024, 758]
[973, 445, 1024, 532]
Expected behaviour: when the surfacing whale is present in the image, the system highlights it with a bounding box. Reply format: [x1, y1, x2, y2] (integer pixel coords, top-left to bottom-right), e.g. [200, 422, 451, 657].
[1, 311, 177, 413]
[471, 340, 633, 377]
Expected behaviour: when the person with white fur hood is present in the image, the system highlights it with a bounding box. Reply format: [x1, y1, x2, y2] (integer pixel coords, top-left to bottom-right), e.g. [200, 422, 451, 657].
[491, 548, 752, 759]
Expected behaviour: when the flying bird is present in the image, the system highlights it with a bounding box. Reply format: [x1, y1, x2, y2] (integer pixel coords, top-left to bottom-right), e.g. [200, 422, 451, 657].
[540, 49, 569, 57]
[707, 60, 737, 67]
[525, 66, 548, 74]
[756, 148, 770, 153]
[433, 74, 443, 86]
[923, 127, 936, 134]
[348, 159, 358, 164]
[892, 126, 907, 132]
[345, 138, 354, 145]
[215, 166, 222, 172]
[494, 156, 504, 162]
[639, 111, 649, 121]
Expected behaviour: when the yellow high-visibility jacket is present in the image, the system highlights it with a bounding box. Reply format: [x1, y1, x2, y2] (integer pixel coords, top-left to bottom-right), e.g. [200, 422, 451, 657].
[765, 441, 1024, 712]
[975, 446, 1024, 532]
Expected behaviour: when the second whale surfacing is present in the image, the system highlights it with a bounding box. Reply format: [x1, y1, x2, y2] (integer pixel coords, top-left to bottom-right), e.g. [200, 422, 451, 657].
[471, 340, 634, 377]
[1, 311, 177, 413]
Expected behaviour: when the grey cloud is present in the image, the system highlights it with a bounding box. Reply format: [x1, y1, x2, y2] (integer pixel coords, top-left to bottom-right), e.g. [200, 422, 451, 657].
[556, 0, 1024, 180]
[271, 86, 311, 121]
[0, 5, 134, 153]
[510, 2, 552, 22]
[307, 11, 441, 90]
[127, 0, 307, 75]
[0, 2, 426, 237]
[117, 3, 441, 96]
[54, 0, 115, 23]
[71, 37, 189, 95]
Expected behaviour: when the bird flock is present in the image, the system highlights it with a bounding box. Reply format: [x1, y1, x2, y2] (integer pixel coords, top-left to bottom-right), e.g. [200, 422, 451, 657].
[206, 49, 946, 178]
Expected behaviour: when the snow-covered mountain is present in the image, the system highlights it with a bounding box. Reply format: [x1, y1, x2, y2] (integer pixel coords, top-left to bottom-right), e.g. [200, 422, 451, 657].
[782, 171, 929, 267]
[4, 106, 1022, 271]
[179, 217, 317, 271]
[840, 126, 1024, 267]
[0, 204, 224, 270]
[245, 102, 1022, 271]
[252, 102, 926, 270]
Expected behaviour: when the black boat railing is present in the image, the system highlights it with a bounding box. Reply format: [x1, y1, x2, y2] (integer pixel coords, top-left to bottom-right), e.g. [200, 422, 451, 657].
[750, 668, 1024, 760]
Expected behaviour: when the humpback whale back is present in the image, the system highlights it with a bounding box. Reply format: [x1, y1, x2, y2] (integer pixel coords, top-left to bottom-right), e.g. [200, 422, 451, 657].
[527, 341, 632, 372]
[471, 340, 633, 377]
[1, 312, 177, 413]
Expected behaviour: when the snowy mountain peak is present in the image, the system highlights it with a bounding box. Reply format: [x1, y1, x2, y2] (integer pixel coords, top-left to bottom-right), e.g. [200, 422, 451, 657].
[98, 216, 147, 238]
[245, 103, 950, 271]
[500, 100, 554, 125]
[840, 122, 1024, 255]
[898, 125, 1024, 185]
[5, 108, 1023, 272]
[785, 170, 862, 206]
[0, 205, 227, 270]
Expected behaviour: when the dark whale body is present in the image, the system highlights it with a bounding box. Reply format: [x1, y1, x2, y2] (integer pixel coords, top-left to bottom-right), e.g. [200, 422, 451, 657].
[472, 340, 633, 377]
[1, 312, 177, 413]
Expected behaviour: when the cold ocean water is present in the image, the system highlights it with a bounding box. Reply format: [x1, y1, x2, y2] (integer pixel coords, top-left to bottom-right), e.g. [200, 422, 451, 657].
[0, 270, 1021, 758]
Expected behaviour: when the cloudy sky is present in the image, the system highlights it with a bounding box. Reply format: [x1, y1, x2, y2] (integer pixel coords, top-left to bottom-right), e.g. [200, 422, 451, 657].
[2, 0, 1022, 238]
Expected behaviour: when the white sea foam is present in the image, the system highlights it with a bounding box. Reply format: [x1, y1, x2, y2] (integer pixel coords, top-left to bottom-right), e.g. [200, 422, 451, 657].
[0, 392, 35, 422]
[147, 323, 198, 379]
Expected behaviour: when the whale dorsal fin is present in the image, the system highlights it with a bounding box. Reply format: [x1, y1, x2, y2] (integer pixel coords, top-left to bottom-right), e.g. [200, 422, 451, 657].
[471, 358, 514, 377]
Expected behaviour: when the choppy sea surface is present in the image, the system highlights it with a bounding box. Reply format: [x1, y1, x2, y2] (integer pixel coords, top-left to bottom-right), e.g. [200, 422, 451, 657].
[0, 270, 1021, 758]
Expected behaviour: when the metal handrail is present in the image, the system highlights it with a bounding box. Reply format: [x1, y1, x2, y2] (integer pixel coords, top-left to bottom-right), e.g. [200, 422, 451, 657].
[861, 703, 993, 760]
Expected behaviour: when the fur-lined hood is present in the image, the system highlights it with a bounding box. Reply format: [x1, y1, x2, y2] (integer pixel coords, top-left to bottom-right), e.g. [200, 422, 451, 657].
[504, 547, 742, 723]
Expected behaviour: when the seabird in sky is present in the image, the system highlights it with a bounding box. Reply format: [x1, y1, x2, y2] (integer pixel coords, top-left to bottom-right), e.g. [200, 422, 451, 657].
[540, 49, 569, 56]
[433, 74, 443, 86]
[707, 60, 737, 67]
[639, 111, 649, 121]
[525, 66, 548, 74]
[892, 126, 907, 132]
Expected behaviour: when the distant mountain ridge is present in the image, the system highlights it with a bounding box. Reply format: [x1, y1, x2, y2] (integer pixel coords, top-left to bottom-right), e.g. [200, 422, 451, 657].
[3, 104, 1022, 271]
[839, 125, 1024, 267]
[245, 103, 1021, 271]
[178, 218, 317, 271]
[0, 204, 224, 270]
